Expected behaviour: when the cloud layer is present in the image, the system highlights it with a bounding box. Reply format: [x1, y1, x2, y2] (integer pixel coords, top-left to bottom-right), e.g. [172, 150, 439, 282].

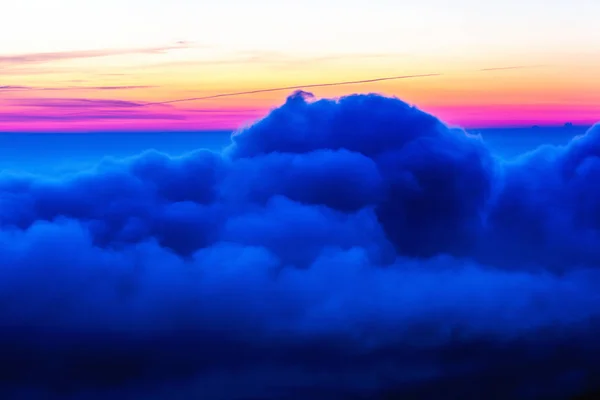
[1, 92, 600, 399]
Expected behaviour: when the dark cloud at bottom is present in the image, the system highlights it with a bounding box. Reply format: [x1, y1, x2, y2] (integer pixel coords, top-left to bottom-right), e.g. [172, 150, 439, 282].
[1, 91, 600, 399]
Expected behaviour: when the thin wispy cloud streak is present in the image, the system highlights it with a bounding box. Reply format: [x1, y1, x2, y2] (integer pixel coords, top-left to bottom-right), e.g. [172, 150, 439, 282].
[0, 111, 186, 122]
[0, 42, 193, 67]
[0, 85, 155, 92]
[0, 85, 31, 91]
[479, 65, 548, 71]
[90, 86, 155, 91]
[10, 98, 145, 108]
[5, 98, 257, 115]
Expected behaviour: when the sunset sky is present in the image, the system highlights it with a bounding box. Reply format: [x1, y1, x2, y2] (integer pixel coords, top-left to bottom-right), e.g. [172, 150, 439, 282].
[1, 0, 599, 132]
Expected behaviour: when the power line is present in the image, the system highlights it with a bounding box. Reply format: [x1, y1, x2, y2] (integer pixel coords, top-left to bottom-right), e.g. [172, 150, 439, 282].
[142, 64, 547, 106]
[142, 73, 441, 106]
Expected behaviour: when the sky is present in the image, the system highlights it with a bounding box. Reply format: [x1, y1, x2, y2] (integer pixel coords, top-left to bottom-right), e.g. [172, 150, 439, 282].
[1, 0, 599, 132]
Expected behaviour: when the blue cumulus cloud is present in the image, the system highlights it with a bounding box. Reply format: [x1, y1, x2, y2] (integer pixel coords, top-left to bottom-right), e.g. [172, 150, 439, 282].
[1, 91, 600, 399]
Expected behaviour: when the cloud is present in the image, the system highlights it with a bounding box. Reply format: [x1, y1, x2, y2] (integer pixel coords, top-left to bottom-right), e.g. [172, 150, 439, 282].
[0, 42, 193, 68]
[479, 65, 548, 71]
[0, 85, 31, 91]
[0, 112, 186, 122]
[91, 86, 154, 91]
[0, 85, 155, 92]
[0, 98, 186, 123]
[10, 98, 145, 108]
[1, 92, 600, 399]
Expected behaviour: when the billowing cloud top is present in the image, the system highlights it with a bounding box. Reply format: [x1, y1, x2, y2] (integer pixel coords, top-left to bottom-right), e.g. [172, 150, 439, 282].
[1, 91, 600, 399]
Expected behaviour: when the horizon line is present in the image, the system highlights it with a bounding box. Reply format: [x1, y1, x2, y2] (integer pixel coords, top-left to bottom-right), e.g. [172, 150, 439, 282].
[0, 123, 593, 135]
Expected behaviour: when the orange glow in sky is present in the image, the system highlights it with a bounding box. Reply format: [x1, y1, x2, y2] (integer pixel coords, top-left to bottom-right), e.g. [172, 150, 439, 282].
[1, 0, 599, 132]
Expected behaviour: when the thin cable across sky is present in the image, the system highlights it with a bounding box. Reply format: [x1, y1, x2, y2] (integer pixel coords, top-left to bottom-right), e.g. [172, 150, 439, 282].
[143, 73, 442, 106]
[143, 65, 546, 106]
